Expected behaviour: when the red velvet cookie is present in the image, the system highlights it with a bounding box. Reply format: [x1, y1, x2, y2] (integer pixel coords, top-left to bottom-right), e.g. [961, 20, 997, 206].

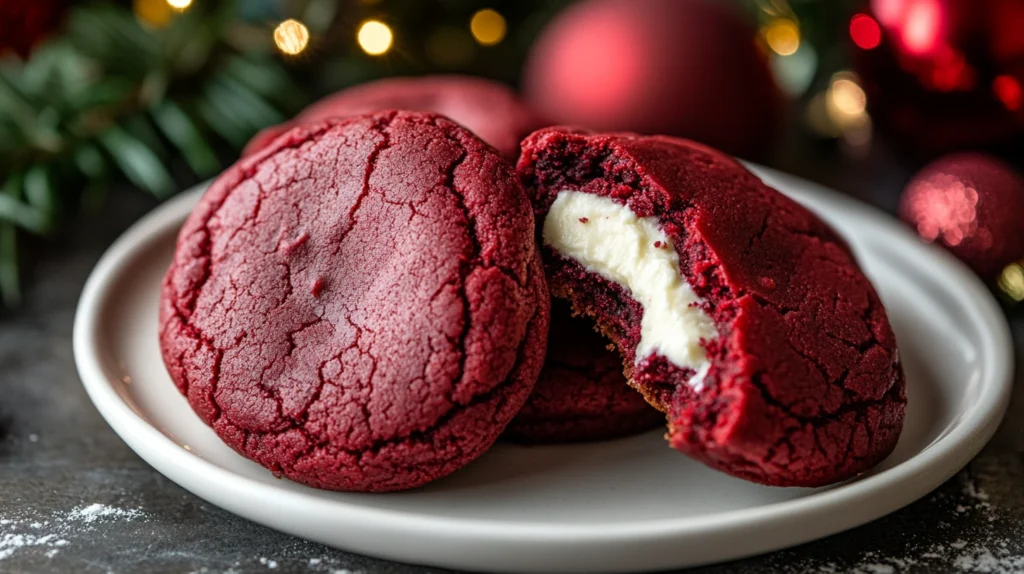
[244, 75, 545, 160]
[518, 128, 905, 487]
[160, 111, 549, 492]
[505, 302, 663, 443]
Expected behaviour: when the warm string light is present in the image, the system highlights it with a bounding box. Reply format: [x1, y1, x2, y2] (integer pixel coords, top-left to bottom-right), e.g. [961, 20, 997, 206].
[762, 19, 800, 56]
[830, 77, 867, 117]
[807, 72, 872, 147]
[358, 20, 393, 56]
[827, 73, 871, 151]
[274, 19, 310, 56]
[470, 9, 507, 46]
[758, 6, 813, 97]
[166, 0, 193, 11]
[134, 0, 174, 28]
[999, 262, 1024, 301]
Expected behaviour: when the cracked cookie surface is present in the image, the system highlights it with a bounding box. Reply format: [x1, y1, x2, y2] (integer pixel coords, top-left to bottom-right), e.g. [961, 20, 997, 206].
[505, 302, 663, 443]
[160, 111, 549, 492]
[518, 128, 905, 487]
[244, 76, 545, 161]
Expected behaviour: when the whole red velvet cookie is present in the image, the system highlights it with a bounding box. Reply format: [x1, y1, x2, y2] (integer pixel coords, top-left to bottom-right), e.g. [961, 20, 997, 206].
[244, 75, 545, 160]
[518, 128, 906, 487]
[505, 302, 663, 443]
[160, 111, 549, 492]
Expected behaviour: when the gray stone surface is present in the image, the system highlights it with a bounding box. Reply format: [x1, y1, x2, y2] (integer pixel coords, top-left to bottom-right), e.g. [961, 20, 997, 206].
[1, 175, 1023, 574]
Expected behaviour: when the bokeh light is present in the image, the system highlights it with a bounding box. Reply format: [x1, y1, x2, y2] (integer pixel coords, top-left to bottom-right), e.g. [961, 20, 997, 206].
[999, 262, 1024, 301]
[134, 0, 173, 28]
[824, 72, 870, 134]
[849, 14, 881, 50]
[929, 48, 973, 92]
[770, 40, 817, 96]
[166, 0, 192, 11]
[905, 179, 979, 247]
[871, 0, 903, 27]
[763, 19, 800, 57]
[470, 9, 507, 46]
[902, 0, 941, 55]
[358, 20, 393, 56]
[274, 19, 310, 56]
[993, 75, 1023, 111]
[830, 77, 867, 116]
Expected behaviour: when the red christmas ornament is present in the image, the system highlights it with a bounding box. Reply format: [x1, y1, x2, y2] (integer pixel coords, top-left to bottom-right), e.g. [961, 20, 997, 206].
[899, 152, 1024, 279]
[854, 0, 1024, 157]
[0, 0, 65, 58]
[522, 0, 781, 159]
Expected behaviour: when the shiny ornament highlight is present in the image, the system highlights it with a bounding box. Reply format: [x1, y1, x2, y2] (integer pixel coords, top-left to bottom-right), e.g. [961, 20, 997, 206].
[900, 153, 1024, 279]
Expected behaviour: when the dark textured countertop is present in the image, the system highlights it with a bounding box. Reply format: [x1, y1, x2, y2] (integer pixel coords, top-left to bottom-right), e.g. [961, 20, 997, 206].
[2, 147, 1024, 573]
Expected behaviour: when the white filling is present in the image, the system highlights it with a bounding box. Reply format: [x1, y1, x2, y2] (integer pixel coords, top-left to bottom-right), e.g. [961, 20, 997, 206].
[542, 190, 717, 388]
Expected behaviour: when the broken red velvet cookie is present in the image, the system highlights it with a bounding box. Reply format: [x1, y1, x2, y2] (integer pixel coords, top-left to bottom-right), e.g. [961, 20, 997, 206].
[159, 111, 549, 492]
[505, 301, 664, 443]
[244, 75, 546, 161]
[517, 128, 906, 487]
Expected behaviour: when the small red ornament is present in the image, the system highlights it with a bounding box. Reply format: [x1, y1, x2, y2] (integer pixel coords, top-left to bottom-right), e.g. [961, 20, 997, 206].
[0, 0, 65, 58]
[899, 152, 1024, 279]
[854, 0, 1024, 157]
[522, 0, 781, 159]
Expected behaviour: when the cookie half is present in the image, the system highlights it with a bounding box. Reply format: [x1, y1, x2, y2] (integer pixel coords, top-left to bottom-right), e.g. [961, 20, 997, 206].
[505, 302, 663, 443]
[518, 128, 905, 487]
[160, 111, 549, 492]
[244, 75, 545, 160]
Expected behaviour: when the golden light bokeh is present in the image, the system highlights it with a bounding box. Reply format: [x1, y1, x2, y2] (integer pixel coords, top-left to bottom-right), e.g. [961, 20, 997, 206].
[274, 19, 310, 56]
[134, 0, 173, 28]
[830, 78, 867, 116]
[999, 262, 1024, 301]
[166, 0, 193, 11]
[763, 19, 800, 57]
[812, 72, 871, 138]
[470, 9, 507, 46]
[358, 20, 394, 56]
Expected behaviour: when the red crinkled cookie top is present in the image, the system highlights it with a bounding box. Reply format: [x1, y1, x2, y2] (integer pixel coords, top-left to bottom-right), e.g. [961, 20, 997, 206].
[160, 111, 549, 492]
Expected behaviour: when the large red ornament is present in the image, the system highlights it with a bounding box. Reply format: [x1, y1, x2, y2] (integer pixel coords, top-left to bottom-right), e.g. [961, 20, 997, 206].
[899, 152, 1024, 279]
[522, 0, 781, 159]
[854, 0, 1024, 157]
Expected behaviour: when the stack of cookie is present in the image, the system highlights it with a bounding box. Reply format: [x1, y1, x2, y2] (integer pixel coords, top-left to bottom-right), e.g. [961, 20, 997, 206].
[159, 76, 905, 493]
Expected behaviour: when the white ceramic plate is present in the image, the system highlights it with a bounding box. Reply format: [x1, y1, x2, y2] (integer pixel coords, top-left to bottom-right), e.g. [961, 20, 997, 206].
[74, 166, 1013, 573]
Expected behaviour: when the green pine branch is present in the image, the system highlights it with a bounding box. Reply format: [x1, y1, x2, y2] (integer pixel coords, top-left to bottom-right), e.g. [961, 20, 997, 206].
[0, 1, 303, 306]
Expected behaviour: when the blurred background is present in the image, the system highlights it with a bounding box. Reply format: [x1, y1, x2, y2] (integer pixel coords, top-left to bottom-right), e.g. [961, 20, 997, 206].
[2, 0, 1024, 308]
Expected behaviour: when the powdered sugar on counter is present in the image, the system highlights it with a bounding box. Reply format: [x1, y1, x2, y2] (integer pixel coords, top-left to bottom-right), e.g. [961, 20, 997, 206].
[65, 503, 142, 524]
[747, 472, 1024, 574]
[0, 503, 146, 562]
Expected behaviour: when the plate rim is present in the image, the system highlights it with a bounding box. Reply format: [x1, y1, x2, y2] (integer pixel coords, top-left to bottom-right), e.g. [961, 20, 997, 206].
[72, 165, 1014, 569]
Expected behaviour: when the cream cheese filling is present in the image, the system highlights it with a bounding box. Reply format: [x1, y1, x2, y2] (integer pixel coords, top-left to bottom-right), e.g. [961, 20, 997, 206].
[542, 190, 717, 388]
